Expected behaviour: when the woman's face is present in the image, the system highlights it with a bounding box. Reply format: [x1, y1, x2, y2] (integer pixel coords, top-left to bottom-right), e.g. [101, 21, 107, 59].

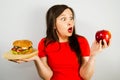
[56, 8, 75, 42]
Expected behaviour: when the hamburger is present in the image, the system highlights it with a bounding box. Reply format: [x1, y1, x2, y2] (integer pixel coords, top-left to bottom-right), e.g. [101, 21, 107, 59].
[11, 40, 33, 55]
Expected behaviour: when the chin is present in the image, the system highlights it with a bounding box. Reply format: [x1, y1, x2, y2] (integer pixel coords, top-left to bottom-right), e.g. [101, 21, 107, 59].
[68, 33, 73, 37]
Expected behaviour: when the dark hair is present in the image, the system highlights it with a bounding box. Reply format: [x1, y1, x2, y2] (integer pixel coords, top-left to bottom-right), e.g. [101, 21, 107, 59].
[45, 4, 82, 65]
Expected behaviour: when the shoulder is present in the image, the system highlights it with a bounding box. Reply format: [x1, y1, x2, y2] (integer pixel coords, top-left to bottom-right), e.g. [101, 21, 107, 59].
[76, 34, 90, 48]
[38, 38, 46, 44]
[38, 37, 58, 49]
[76, 34, 88, 43]
[76, 34, 90, 56]
[40, 37, 46, 42]
[38, 38, 46, 48]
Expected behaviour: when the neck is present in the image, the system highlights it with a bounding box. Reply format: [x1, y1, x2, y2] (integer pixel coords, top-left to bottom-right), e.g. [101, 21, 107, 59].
[58, 35, 69, 42]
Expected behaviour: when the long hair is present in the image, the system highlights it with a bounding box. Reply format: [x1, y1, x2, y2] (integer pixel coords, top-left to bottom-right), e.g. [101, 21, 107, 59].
[45, 4, 82, 65]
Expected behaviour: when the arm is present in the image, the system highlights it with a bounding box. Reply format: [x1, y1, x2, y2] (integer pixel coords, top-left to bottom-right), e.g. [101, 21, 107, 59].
[17, 55, 53, 80]
[34, 56, 53, 80]
[80, 56, 95, 80]
[80, 39, 109, 80]
[9, 54, 53, 80]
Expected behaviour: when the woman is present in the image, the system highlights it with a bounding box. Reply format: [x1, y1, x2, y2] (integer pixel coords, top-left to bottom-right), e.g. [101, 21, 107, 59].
[15, 4, 110, 80]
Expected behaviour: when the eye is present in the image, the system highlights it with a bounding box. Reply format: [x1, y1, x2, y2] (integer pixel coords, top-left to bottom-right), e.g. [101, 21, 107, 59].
[70, 17, 74, 20]
[61, 17, 66, 21]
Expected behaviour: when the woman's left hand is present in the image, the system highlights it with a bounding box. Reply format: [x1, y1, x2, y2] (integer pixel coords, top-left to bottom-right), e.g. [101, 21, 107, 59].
[90, 39, 110, 56]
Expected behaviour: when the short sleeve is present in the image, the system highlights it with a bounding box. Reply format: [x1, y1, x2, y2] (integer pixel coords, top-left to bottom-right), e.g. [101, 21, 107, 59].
[38, 38, 46, 58]
[78, 36, 90, 57]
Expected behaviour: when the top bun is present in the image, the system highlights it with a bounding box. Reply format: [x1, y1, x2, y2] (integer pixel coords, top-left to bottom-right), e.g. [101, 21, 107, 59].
[13, 40, 33, 48]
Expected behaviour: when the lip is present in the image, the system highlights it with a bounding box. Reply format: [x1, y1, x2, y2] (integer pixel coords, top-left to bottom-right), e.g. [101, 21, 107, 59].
[68, 27, 73, 33]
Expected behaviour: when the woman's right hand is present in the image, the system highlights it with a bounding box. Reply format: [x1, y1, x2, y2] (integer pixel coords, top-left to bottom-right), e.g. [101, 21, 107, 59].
[8, 55, 38, 64]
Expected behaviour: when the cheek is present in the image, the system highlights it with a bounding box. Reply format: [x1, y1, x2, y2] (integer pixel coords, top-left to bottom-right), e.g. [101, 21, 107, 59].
[56, 26, 66, 34]
[56, 23, 67, 31]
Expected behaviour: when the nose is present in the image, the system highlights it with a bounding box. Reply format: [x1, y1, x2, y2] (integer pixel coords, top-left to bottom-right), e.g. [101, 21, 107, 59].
[68, 20, 73, 26]
[68, 23, 71, 26]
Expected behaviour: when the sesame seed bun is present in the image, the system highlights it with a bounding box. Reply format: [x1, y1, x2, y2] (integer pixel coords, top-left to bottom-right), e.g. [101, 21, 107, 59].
[13, 40, 33, 48]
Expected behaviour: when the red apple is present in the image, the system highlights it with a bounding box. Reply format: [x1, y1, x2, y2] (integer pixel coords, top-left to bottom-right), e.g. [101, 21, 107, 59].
[95, 29, 111, 45]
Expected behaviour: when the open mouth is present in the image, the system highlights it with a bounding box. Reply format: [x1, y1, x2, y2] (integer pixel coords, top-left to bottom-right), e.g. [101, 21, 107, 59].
[68, 27, 73, 33]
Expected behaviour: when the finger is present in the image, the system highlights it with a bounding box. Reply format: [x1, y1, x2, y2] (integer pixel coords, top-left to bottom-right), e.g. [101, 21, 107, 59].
[94, 39, 98, 44]
[103, 39, 108, 48]
[16, 60, 24, 64]
[8, 59, 18, 63]
[20, 59, 29, 62]
[107, 39, 111, 46]
[98, 40, 104, 52]
[99, 40, 102, 48]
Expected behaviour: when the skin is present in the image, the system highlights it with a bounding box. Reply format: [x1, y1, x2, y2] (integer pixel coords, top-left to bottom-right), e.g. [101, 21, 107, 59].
[9, 8, 110, 80]
[55, 8, 74, 42]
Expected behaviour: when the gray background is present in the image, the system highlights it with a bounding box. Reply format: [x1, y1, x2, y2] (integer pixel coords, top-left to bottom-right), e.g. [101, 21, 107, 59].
[0, 0, 120, 80]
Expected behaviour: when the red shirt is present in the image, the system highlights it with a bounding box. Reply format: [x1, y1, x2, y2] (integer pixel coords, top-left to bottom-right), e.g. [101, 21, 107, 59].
[38, 35, 90, 80]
